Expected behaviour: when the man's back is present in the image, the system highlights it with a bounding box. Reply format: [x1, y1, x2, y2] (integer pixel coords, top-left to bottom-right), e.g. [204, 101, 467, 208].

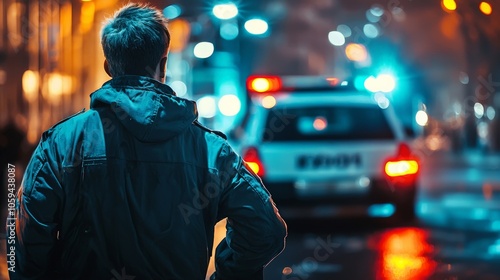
[11, 76, 286, 279]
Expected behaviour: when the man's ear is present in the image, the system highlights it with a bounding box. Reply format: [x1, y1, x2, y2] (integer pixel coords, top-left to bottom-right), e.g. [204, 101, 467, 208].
[159, 56, 168, 76]
[104, 60, 112, 77]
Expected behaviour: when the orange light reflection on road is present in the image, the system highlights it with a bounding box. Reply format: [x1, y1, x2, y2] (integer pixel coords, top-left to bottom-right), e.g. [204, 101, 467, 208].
[373, 228, 436, 280]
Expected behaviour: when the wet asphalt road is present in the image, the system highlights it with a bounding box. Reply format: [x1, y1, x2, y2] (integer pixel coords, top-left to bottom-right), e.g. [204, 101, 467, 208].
[263, 219, 500, 280]
[261, 150, 500, 280]
[2, 151, 500, 280]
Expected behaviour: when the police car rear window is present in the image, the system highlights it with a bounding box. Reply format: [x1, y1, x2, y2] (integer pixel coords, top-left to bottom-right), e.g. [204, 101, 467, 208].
[262, 106, 394, 142]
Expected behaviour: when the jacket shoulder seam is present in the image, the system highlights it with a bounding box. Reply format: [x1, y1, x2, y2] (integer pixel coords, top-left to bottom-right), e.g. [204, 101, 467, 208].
[47, 108, 87, 130]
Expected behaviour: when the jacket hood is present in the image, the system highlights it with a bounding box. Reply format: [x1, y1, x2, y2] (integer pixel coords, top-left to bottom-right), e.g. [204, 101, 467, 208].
[90, 76, 198, 142]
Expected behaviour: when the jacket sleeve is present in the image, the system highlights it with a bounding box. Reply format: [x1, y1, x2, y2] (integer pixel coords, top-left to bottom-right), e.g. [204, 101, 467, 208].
[10, 140, 63, 280]
[211, 143, 287, 280]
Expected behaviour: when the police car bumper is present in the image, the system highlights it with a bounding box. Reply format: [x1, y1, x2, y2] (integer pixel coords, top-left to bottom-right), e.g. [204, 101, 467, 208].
[264, 179, 416, 218]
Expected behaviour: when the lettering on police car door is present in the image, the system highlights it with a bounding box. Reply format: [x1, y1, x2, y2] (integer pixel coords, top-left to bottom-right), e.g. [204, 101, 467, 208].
[297, 154, 361, 169]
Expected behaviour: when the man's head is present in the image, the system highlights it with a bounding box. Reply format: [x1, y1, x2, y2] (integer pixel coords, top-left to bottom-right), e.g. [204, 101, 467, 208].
[101, 3, 170, 82]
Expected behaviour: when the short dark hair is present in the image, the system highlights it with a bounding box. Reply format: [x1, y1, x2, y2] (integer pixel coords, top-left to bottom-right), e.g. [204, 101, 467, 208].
[101, 3, 170, 77]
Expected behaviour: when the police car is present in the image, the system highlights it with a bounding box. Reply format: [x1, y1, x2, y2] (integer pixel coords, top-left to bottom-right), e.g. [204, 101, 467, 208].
[235, 75, 419, 220]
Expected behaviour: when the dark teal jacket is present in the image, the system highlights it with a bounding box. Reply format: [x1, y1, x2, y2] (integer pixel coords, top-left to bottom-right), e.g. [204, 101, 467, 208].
[10, 76, 287, 280]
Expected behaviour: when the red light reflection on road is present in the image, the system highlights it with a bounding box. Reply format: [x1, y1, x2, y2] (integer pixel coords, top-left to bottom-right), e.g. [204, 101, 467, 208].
[371, 228, 437, 280]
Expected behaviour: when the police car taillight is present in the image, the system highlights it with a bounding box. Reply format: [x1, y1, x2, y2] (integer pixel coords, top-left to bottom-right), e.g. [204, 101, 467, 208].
[385, 160, 419, 177]
[246, 75, 282, 93]
[243, 146, 265, 177]
[384, 143, 419, 178]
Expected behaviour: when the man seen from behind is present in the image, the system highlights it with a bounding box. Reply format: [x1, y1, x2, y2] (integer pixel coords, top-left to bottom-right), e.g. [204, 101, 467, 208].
[9, 3, 287, 279]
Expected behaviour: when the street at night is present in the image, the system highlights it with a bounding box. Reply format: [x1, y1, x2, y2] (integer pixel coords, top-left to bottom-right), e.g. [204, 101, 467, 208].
[2, 0, 500, 279]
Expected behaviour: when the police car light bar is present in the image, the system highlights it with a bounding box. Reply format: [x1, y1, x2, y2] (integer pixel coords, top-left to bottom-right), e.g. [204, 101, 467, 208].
[246, 75, 282, 93]
[246, 75, 346, 94]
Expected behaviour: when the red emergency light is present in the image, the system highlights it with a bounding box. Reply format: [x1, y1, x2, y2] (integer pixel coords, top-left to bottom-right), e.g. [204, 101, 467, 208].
[246, 75, 345, 94]
[246, 75, 283, 93]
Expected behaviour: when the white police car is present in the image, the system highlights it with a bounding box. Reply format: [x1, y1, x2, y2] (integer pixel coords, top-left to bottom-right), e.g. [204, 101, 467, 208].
[236, 75, 419, 220]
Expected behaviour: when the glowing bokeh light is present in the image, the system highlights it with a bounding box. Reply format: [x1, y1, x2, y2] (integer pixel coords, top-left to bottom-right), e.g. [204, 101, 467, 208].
[374, 92, 390, 109]
[486, 106, 496, 120]
[377, 74, 396, 93]
[220, 21, 239, 40]
[328, 31, 345, 46]
[218, 94, 241, 116]
[163, 4, 182, 19]
[345, 43, 368, 62]
[313, 117, 327, 131]
[337, 24, 352, 37]
[22, 70, 39, 102]
[197, 95, 216, 118]
[415, 110, 429, 126]
[364, 74, 396, 93]
[442, 0, 457, 11]
[244, 19, 269, 35]
[474, 103, 485, 118]
[193, 42, 214, 59]
[363, 23, 379, 38]
[261, 95, 277, 109]
[479, 2, 492, 15]
[212, 3, 238, 20]
[170, 80, 187, 97]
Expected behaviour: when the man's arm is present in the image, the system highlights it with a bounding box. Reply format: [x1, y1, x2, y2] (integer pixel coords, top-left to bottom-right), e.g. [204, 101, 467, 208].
[10, 141, 62, 280]
[212, 143, 287, 280]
